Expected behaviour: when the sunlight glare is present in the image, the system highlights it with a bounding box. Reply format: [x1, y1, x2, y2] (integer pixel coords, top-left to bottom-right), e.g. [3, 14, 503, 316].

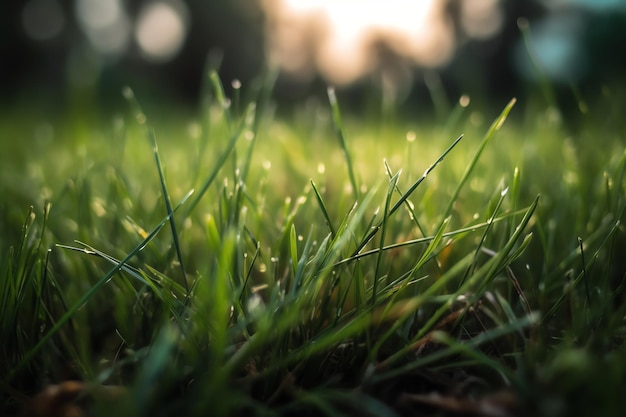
[263, 0, 455, 84]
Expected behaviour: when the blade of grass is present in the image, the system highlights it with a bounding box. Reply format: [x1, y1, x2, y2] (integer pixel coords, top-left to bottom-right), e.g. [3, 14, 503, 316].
[336, 207, 529, 266]
[542, 216, 622, 323]
[372, 312, 539, 384]
[441, 98, 516, 224]
[184, 117, 246, 217]
[328, 87, 359, 200]
[351, 134, 464, 258]
[209, 70, 232, 130]
[376, 196, 538, 371]
[7, 189, 194, 382]
[369, 216, 451, 359]
[311, 179, 336, 238]
[149, 127, 188, 293]
[460, 186, 509, 286]
[57, 241, 188, 322]
[372, 170, 401, 307]
[384, 159, 428, 240]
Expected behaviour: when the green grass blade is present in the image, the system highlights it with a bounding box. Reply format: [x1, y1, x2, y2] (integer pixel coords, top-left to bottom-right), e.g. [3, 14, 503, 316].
[311, 179, 336, 237]
[209, 70, 232, 129]
[149, 128, 188, 293]
[542, 216, 623, 323]
[328, 87, 359, 200]
[184, 120, 246, 217]
[370, 216, 451, 358]
[372, 171, 401, 307]
[378, 196, 538, 370]
[7, 189, 193, 382]
[460, 186, 509, 286]
[373, 312, 539, 383]
[384, 159, 428, 240]
[336, 208, 528, 265]
[441, 98, 516, 223]
[351, 134, 463, 257]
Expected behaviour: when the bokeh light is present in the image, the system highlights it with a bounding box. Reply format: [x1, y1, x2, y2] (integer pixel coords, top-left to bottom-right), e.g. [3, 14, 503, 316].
[515, 14, 588, 83]
[22, 0, 65, 41]
[261, 0, 506, 85]
[135, 0, 190, 63]
[76, 0, 131, 56]
[459, 0, 504, 40]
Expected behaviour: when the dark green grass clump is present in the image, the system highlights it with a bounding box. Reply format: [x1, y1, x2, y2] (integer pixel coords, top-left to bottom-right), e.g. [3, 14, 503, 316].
[1, 73, 625, 417]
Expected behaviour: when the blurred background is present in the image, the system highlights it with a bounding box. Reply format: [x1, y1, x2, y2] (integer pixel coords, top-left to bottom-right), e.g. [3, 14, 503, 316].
[2, 0, 626, 117]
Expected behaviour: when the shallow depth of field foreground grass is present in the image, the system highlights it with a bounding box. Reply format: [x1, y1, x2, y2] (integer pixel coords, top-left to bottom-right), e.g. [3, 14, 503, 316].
[1, 75, 625, 417]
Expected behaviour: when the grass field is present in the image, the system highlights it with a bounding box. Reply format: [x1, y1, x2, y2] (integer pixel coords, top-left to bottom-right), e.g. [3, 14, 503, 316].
[1, 73, 625, 416]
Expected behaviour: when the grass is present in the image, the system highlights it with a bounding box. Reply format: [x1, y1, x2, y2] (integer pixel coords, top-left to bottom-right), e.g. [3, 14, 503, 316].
[1, 71, 625, 417]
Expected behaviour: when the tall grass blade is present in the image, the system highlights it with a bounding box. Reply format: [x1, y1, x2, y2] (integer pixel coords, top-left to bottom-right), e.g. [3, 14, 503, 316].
[370, 216, 451, 359]
[542, 217, 622, 323]
[373, 312, 539, 383]
[460, 186, 509, 286]
[578, 236, 592, 308]
[311, 180, 336, 237]
[209, 69, 232, 129]
[7, 189, 193, 382]
[378, 196, 538, 370]
[336, 202, 529, 266]
[442, 98, 516, 223]
[184, 119, 246, 217]
[149, 128, 188, 293]
[327, 87, 359, 200]
[351, 134, 463, 257]
[384, 160, 428, 239]
[372, 171, 400, 307]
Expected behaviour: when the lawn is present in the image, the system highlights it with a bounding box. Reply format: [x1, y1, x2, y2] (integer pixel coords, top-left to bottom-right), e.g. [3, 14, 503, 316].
[1, 73, 625, 416]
